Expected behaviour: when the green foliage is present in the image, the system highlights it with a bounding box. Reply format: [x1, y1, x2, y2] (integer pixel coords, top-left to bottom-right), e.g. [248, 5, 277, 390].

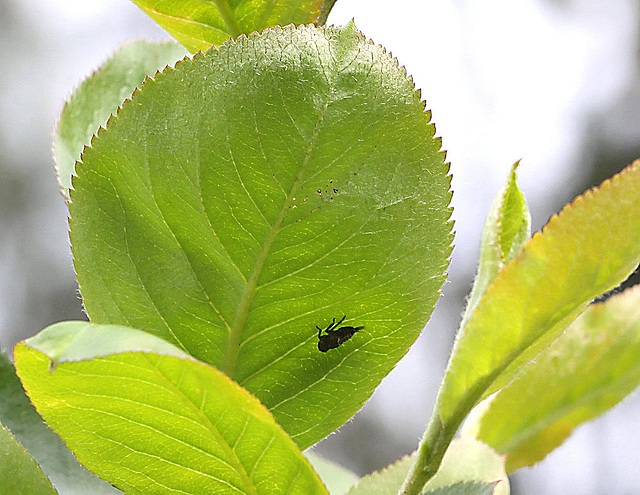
[438, 160, 640, 424]
[6, 0, 640, 493]
[130, 0, 337, 52]
[69, 23, 452, 449]
[15, 322, 328, 495]
[54, 40, 187, 200]
[463, 285, 640, 471]
[0, 423, 57, 495]
[399, 161, 640, 495]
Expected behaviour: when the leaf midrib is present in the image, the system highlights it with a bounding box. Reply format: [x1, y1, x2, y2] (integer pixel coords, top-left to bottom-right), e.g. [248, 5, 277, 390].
[212, 0, 242, 38]
[221, 101, 330, 377]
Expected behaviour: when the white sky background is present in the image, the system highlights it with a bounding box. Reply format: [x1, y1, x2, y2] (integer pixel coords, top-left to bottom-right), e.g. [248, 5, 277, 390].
[1, 0, 640, 493]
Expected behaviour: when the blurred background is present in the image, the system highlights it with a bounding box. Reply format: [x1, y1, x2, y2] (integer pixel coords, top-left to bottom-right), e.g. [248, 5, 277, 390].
[1, 0, 639, 493]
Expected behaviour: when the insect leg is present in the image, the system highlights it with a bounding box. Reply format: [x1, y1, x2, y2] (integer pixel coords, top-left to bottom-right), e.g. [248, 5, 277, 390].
[330, 315, 346, 331]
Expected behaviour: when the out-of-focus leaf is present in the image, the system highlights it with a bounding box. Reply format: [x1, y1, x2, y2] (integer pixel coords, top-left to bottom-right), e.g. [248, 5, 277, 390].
[0, 351, 120, 494]
[423, 439, 508, 495]
[0, 422, 57, 495]
[437, 160, 640, 424]
[306, 452, 359, 495]
[424, 481, 498, 495]
[463, 285, 640, 471]
[346, 455, 412, 495]
[69, 24, 452, 448]
[130, 0, 335, 52]
[15, 322, 328, 495]
[347, 439, 508, 495]
[54, 39, 187, 200]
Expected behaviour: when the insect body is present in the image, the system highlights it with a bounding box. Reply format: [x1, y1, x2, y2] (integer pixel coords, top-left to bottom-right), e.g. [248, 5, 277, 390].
[317, 315, 364, 352]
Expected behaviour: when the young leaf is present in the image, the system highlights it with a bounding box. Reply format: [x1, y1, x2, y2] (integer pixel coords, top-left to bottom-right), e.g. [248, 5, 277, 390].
[422, 439, 507, 495]
[69, 24, 452, 448]
[54, 39, 187, 200]
[0, 351, 120, 494]
[14, 322, 328, 495]
[424, 482, 499, 495]
[0, 423, 57, 495]
[130, 0, 333, 52]
[462, 285, 640, 472]
[346, 455, 412, 495]
[347, 438, 507, 495]
[437, 159, 640, 424]
[461, 162, 530, 329]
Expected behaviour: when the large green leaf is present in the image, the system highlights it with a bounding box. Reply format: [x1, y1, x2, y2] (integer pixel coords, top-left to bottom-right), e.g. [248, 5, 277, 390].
[462, 285, 640, 472]
[69, 24, 452, 448]
[0, 422, 57, 495]
[0, 351, 120, 494]
[14, 322, 328, 495]
[346, 438, 508, 495]
[130, 0, 337, 53]
[436, 160, 640, 423]
[54, 40, 187, 200]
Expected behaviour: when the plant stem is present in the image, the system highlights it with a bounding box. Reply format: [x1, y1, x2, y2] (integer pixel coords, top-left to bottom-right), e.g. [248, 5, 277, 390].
[398, 384, 485, 495]
[397, 414, 454, 495]
[317, 0, 339, 25]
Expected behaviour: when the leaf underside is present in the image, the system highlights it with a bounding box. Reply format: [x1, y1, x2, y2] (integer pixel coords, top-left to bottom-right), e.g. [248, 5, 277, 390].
[69, 24, 452, 448]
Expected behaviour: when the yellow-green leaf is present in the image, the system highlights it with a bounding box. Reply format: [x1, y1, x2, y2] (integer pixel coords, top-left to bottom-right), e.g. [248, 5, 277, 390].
[0, 350, 120, 493]
[15, 322, 328, 495]
[463, 286, 640, 471]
